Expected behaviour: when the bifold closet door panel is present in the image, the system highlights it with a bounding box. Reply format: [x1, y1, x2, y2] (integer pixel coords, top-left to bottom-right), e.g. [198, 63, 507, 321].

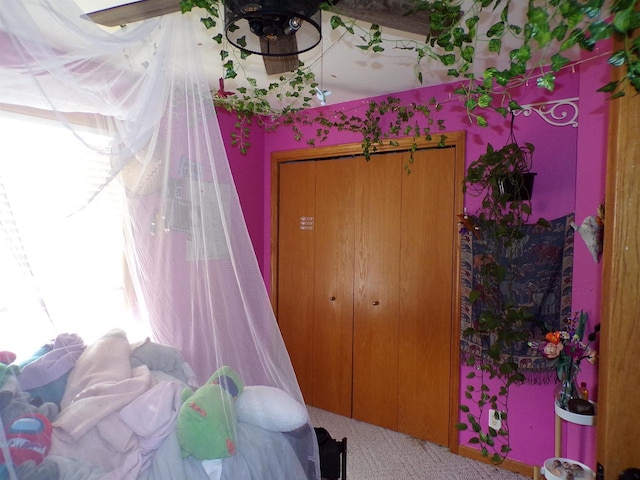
[398, 147, 456, 445]
[352, 153, 402, 430]
[312, 158, 357, 416]
[277, 161, 316, 400]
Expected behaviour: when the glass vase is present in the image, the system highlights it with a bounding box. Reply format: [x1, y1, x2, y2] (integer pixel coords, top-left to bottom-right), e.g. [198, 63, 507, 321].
[554, 364, 583, 410]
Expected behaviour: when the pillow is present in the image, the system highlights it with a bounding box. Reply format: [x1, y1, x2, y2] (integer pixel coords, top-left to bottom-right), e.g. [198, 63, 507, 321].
[235, 385, 308, 432]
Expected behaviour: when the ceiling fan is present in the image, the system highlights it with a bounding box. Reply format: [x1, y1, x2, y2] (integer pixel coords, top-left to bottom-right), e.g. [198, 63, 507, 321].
[84, 0, 322, 75]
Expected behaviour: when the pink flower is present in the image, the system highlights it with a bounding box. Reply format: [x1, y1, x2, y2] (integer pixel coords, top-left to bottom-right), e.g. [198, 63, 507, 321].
[542, 341, 564, 359]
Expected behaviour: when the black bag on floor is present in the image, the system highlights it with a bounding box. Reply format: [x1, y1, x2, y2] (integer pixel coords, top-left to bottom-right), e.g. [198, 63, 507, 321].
[314, 427, 347, 480]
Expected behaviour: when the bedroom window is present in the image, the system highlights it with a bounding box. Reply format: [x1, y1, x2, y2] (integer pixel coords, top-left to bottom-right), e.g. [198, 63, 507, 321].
[0, 111, 145, 359]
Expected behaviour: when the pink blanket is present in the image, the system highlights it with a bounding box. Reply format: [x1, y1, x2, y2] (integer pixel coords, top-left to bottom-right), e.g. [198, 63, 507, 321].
[50, 329, 182, 479]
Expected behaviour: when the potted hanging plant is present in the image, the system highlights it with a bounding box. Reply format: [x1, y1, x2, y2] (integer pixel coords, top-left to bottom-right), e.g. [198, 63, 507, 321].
[456, 115, 550, 464]
[465, 113, 536, 204]
[465, 140, 536, 203]
[463, 114, 538, 233]
[493, 143, 536, 202]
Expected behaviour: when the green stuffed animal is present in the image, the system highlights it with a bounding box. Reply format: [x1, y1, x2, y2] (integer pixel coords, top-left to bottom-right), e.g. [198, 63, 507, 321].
[176, 366, 244, 460]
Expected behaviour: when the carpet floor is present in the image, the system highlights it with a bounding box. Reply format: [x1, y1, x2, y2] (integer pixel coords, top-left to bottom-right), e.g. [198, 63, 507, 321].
[307, 406, 531, 480]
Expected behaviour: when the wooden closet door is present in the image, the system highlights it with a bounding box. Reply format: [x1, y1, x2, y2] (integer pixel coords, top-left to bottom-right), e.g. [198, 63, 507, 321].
[312, 158, 356, 416]
[277, 161, 316, 400]
[398, 147, 457, 445]
[352, 153, 402, 430]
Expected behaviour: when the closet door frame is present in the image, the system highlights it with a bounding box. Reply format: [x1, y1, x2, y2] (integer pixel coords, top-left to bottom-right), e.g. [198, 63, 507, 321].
[270, 132, 466, 453]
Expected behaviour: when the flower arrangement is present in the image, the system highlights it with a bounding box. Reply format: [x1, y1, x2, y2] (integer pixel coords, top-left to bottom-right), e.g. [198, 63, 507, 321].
[529, 311, 600, 410]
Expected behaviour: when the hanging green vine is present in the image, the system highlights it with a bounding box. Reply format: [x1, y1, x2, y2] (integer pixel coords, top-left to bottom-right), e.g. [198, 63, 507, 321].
[455, 134, 551, 463]
[179, 0, 640, 153]
[328, 0, 640, 126]
[282, 96, 447, 162]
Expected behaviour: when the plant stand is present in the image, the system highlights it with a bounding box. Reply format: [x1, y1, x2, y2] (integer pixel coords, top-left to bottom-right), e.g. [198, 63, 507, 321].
[533, 403, 597, 480]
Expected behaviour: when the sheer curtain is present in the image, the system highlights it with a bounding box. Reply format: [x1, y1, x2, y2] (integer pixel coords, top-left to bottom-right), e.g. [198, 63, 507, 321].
[0, 111, 141, 358]
[0, 1, 317, 478]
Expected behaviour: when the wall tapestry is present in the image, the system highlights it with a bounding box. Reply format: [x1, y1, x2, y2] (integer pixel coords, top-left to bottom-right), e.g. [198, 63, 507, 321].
[460, 214, 575, 384]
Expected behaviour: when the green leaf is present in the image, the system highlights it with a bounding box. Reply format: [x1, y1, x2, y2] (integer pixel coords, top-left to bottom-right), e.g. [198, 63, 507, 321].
[552, 23, 568, 41]
[510, 45, 531, 63]
[466, 16, 480, 29]
[528, 6, 548, 25]
[588, 20, 613, 42]
[438, 54, 457, 66]
[461, 46, 475, 63]
[330, 15, 345, 29]
[536, 73, 556, 91]
[550, 54, 570, 72]
[613, 8, 632, 32]
[488, 39, 502, 53]
[201, 17, 216, 29]
[560, 29, 582, 51]
[509, 24, 523, 35]
[487, 22, 505, 38]
[455, 423, 469, 431]
[468, 289, 481, 303]
[476, 115, 488, 127]
[609, 50, 628, 67]
[499, 362, 515, 374]
[500, 4, 509, 22]
[478, 94, 492, 108]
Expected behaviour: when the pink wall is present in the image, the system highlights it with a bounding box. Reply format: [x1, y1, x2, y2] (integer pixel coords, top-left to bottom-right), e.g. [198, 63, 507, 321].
[218, 47, 610, 471]
[217, 109, 267, 274]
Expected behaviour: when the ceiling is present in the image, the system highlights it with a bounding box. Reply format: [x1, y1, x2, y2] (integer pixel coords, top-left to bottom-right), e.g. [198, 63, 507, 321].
[72, 1, 528, 107]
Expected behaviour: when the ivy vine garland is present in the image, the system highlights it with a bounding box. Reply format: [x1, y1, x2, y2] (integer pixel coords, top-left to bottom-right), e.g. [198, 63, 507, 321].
[179, 0, 640, 151]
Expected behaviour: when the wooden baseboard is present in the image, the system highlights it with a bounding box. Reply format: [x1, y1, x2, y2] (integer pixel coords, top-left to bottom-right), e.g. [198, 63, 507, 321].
[458, 445, 535, 478]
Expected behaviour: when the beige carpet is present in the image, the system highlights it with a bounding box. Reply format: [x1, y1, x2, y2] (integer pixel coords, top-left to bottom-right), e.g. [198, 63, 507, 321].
[308, 406, 531, 480]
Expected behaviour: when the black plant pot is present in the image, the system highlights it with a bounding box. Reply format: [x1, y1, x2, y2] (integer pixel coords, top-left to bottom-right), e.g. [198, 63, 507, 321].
[496, 172, 536, 201]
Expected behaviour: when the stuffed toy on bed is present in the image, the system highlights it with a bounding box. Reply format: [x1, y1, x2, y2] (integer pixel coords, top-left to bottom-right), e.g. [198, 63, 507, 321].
[176, 366, 244, 461]
[0, 354, 60, 480]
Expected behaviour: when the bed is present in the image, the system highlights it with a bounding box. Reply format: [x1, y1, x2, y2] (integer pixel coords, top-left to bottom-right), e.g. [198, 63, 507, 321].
[0, 330, 316, 480]
[1, 2, 321, 479]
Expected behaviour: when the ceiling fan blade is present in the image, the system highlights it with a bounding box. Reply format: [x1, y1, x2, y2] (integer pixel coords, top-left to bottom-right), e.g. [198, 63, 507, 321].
[85, 0, 181, 27]
[260, 35, 299, 75]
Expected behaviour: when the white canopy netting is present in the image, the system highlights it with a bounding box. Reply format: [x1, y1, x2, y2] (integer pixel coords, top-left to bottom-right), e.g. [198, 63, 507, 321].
[0, 1, 319, 479]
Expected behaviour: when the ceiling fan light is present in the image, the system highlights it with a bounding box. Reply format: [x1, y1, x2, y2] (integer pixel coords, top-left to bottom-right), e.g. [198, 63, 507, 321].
[285, 17, 302, 35]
